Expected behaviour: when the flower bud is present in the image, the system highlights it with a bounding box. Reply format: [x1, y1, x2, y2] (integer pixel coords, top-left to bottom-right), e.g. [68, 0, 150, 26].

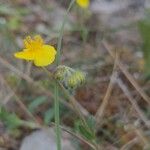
[67, 70, 86, 88]
[54, 65, 86, 89]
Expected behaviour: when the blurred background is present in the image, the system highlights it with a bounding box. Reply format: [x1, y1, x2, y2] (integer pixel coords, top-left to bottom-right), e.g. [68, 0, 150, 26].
[0, 0, 150, 150]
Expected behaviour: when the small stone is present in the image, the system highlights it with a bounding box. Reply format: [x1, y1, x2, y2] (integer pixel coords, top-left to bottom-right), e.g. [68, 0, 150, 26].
[20, 129, 75, 150]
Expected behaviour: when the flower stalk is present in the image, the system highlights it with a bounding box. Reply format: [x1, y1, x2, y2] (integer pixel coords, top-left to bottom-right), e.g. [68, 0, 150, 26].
[54, 0, 75, 150]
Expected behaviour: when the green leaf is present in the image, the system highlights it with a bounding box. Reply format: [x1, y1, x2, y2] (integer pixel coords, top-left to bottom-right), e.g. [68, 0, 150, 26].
[86, 115, 96, 130]
[28, 96, 47, 112]
[75, 120, 95, 141]
[44, 108, 54, 125]
[0, 108, 22, 129]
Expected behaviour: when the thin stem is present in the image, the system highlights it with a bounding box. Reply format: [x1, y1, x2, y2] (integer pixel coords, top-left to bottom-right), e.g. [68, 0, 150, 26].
[54, 1, 75, 150]
[56, 0, 75, 65]
[54, 82, 61, 150]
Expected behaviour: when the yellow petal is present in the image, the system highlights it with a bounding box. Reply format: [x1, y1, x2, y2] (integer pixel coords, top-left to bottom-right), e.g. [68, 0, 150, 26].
[23, 36, 32, 49]
[23, 35, 44, 49]
[76, 0, 89, 8]
[34, 35, 44, 45]
[14, 49, 34, 60]
[33, 45, 56, 67]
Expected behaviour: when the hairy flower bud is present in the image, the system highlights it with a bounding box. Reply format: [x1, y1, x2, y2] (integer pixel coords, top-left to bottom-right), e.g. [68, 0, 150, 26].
[54, 65, 86, 89]
[67, 70, 86, 88]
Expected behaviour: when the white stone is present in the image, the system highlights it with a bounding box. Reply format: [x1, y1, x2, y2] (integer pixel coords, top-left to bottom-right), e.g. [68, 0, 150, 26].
[20, 129, 75, 150]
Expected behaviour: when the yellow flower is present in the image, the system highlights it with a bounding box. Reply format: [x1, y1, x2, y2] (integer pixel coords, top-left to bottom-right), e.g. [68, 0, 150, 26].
[14, 35, 56, 67]
[76, 0, 89, 8]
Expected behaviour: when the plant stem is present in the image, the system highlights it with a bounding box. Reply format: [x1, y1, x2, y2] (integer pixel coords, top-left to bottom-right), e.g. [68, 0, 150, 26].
[54, 82, 61, 150]
[54, 1, 75, 150]
[56, 0, 75, 65]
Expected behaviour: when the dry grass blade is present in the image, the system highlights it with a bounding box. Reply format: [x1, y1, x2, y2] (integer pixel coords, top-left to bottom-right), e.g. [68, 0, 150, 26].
[120, 138, 138, 150]
[2, 92, 14, 105]
[102, 41, 150, 106]
[120, 125, 150, 150]
[95, 52, 118, 124]
[134, 128, 150, 147]
[116, 77, 150, 128]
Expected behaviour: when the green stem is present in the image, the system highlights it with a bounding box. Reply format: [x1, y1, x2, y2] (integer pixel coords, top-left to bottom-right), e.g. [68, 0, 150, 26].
[54, 82, 61, 150]
[54, 1, 75, 150]
[56, 0, 75, 65]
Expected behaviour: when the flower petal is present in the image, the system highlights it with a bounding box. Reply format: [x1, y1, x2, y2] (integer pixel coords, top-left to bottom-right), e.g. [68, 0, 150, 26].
[14, 49, 34, 60]
[23, 36, 32, 49]
[76, 0, 89, 8]
[33, 45, 56, 66]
